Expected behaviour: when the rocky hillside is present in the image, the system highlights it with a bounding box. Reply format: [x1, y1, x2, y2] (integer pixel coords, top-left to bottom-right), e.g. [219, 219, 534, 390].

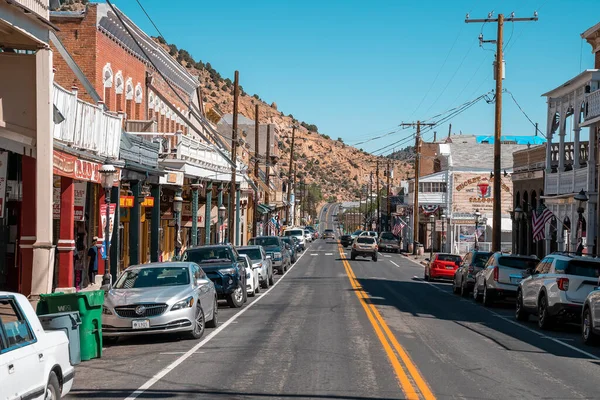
[159, 40, 414, 201]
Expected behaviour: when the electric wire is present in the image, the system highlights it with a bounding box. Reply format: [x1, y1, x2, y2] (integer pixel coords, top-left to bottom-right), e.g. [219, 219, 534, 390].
[505, 89, 547, 138]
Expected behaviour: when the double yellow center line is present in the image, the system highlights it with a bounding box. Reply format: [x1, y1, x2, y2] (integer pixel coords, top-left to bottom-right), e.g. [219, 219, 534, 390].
[338, 245, 436, 400]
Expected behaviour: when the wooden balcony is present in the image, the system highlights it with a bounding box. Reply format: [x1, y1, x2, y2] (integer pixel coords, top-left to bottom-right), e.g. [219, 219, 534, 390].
[548, 142, 589, 170]
[53, 83, 122, 159]
[584, 89, 600, 124]
[13, 0, 49, 20]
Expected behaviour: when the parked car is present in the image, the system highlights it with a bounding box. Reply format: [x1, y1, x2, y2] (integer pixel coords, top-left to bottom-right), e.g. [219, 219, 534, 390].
[280, 236, 297, 263]
[452, 250, 493, 296]
[582, 285, 600, 345]
[516, 253, 600, 330]
[291, 236, 303, 253]
[237, 245, 274, 288]
[238, 254, 259, 297]
[340, 234, 353, 247]
[424, 253, 462, 281]
[350, 230, 363, 240]
[182, 245, 247, 308]
[102, 262, 219, 340]
[284, 227, 306, 250]
[322, 229, 336, 240]
[378, 232, 401, 253]
[473, 253, 539, 307]
[248, 236, 291, 274]
[0, 292, 74, 400]
[359, 231, 378, 238]
[350, 236, 378, 261]
[305, 226, 318, 240]
[304, 229, 313, 243]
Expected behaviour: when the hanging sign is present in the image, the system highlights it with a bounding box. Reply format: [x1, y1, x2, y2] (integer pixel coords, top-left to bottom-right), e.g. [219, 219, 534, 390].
[53, 176, 61, 219]
[141, 197, 154, 207]
[74, 181, 87, 221]
[120, 196, 134, 208]
[99, 203, 116, 260]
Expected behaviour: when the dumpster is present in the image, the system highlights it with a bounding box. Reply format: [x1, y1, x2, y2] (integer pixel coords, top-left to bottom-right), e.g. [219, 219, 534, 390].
[37, 290, 104, 361]
[38, 312, 82, 365]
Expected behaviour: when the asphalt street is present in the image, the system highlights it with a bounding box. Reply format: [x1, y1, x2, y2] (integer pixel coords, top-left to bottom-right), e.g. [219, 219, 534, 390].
[67, 203, 600, 399]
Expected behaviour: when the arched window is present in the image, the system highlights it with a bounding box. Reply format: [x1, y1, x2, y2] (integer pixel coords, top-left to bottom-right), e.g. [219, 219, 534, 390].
[125, 78, 134, 100]
[103, 63, 114, 110]
[115, 71, 124, 94]
[135, 83, 143, 104]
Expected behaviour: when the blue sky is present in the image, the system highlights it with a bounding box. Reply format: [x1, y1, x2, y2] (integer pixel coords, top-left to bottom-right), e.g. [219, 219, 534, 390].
[112, 0, 599, 155]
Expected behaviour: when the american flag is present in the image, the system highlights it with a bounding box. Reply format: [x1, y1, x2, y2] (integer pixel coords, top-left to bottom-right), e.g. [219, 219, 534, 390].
[532, 204, 553, 242]
[392, 217, 405, 236]
[267, 217, 277, 235]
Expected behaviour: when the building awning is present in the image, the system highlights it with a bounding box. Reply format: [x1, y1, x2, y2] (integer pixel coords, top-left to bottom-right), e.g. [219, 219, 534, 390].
[257, 204, 270, 214]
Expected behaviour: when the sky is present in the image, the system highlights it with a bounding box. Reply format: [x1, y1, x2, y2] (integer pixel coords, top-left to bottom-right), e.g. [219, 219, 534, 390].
[111, 0, 599, 155]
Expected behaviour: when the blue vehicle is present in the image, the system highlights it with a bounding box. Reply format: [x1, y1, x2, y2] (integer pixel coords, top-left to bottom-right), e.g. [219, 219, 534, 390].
[280, 236, 297, 263]
[182, 245, 247, 308]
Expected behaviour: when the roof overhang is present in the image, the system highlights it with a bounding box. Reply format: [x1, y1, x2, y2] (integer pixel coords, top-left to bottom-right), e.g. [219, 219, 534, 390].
[542, 69, 600, 99]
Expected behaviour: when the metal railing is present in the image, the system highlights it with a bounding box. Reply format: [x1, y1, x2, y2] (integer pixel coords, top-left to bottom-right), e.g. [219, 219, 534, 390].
[53, 83, 122, 159]
[13, 0, 48, 19]
[585, 89, 600, 123]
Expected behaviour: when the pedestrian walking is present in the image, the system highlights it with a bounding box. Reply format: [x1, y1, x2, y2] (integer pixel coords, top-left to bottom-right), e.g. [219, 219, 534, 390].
[87, 237, 99, 286]
[576, 238, 584, 256]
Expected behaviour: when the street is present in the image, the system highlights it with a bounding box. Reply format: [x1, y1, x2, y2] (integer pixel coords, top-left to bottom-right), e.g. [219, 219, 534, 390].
[63, 204, 600, 399]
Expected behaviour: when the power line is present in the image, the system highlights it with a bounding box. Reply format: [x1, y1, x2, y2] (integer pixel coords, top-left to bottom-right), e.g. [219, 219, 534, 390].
[505, 89, 546, 138]
[135, 0, 167, 41]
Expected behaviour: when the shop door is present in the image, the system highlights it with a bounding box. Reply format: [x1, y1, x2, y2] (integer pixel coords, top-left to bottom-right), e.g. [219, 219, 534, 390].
[0, 201, 21, 291]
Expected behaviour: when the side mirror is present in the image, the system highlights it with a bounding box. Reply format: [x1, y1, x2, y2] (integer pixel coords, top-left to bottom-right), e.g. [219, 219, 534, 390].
[266, 255, 272, 259]
[196, 278, 210, 286]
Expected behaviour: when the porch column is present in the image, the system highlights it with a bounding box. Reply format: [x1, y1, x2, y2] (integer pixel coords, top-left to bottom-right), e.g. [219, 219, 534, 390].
[56, 177, 74, 288]
[546, 109, 554, 174]
[191, 181, 199, 247]
[589, 125, 596, 189]
[20, 156, 36, 296]
[110, 185, 120, 278]
[97, 189, 105, 277]
[236, 184, 241, 246]
[150, 184, 161, 262]
[129, 181, 141, 265]
[204, 182, 213, 244]
[217, 183, 224, 243]
[544, 214, 552, 256]
[558, 110, 566, 172]
[587, 203, 595, 255]
[573, 117, 581, 169]
[31, 47, 55, 296]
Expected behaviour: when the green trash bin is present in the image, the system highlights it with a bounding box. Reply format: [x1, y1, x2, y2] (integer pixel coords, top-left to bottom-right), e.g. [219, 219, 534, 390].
[37, 290, 104, 361]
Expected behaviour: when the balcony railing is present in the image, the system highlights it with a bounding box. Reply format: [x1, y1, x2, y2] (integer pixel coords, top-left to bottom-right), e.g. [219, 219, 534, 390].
[549, 142, 588, 170]
[53, 83, 123, 159]
[545, 167, 590, 195]
[584, 89, 600, 123]
[13, 0, 49, 20]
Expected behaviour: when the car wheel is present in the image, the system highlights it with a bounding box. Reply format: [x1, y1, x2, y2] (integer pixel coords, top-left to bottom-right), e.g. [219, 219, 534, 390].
[372, 254, 377, 262]
[248, 285, 256, 297]
[582, 307, 598, 345]
[189, 304, 205, 339]
[473, 284, 482, 302]
[269, 273, 274, 286]
[226, 283, 245, 308]
[482, 284, 493, 307]
[45, 371, 60, 400]
[452, 277, 459, 294]
[255, 282, 261, 294]
[460, 280, 469, 298]
[261, 278, 269, 289]
[206, 297, 219, 328]
[538, 294, 553, 330]
[515, 290, 529, 321]
[243, 283, 248, 303]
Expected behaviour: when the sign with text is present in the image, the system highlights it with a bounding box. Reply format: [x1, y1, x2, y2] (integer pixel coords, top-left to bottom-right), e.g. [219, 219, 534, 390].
[53, 150, 120, 184]
[74, 181, 87, 221]
[53, 176, 60, 219]
[120, 196, 134, 208]
[141, 197, 154, 207]
[452, 173, 513, 215]
[99, 203, 116, 260]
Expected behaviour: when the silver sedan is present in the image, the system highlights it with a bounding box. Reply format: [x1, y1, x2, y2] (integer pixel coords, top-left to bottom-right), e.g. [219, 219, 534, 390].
[101, 262, 218, 341]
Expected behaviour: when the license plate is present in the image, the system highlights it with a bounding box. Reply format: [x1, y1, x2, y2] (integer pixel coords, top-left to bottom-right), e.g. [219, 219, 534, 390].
[510, 277, 522, 284]
[446, 266, 454, 269]
[132, 319, 150, 329]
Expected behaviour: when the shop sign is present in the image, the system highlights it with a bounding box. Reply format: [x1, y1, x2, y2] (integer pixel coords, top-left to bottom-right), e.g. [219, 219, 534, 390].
[53, 150, 120, 184]
[159, 171, 184, 186]
[120, 196, 134, 208]
[141, 197, 154, 207]
[74, 181, 87, 221]
[99, 203, 116, 260]
[53, 176, 60, 219]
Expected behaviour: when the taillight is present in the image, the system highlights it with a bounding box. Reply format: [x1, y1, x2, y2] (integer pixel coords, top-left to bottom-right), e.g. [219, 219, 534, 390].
[493, 266, 499, 281]
[557, 277, 570, 291]
[353, 243, 357, 249]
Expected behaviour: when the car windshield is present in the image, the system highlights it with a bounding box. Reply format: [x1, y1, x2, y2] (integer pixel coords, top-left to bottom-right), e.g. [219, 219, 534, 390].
[357, 237, 375, 244]
[237, 248, 262, 261]
[381, 232, 398, 240]
[565, 260, 600, 278]
[249, 237, 279, 247]
[473, 252, 493, 267]
[183, 248, 232, 263]
[285, 230, 303, 237]
[353, 230, 363, 236]
[114, 267, 190, 289]
[437, 254, 462, 262]
[498, 256, 538, 270]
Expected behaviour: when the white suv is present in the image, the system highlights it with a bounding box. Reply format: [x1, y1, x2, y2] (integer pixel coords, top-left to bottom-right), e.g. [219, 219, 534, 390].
[517, 253, 600, 330]
[473, 253, 539, 307]
[284, 228, 306, 250]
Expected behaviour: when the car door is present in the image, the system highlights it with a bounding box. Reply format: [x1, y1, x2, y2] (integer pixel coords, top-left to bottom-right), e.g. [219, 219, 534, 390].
[0, 296, 45, 400]
[523, 258, 548, 308]
[192, 264, 211, 313]
[459, 253, 472, 284]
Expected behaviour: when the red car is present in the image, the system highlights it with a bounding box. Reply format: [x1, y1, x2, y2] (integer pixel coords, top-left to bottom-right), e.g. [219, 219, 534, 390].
[424, 253, 463, 281]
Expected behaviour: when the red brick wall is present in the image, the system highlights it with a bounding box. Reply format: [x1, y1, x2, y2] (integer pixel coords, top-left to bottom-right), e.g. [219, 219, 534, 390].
[51, 6, 98, 103]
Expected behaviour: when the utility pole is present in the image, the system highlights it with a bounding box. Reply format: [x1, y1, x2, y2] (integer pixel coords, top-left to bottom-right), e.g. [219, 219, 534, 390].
[229, 70, 239, 244]
[448, 123, 452, 139]
[466, 11, 537, 252]
[401, 121, 435, 254]
[387, 159, 391, 232]
[265, 124, 271, 205]
[286, 125, 296, 226]
[368, 172, 373, 231]
[376, 160, 380, 234]
[252, 103, 259, 238]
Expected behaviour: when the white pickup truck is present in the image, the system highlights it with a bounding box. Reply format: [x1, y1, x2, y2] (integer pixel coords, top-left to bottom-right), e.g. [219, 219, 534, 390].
[0, 292, 74, 400]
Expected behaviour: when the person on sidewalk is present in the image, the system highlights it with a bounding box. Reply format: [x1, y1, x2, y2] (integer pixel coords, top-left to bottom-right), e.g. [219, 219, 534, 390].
[87, 237, 99, 286]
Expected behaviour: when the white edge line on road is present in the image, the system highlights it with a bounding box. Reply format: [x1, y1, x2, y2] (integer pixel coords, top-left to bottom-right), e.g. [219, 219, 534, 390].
[389, 260, 400, 268]
[416, 276, 600, 362]
[124, 246, 310, 400]
[402, 256, 425, 268]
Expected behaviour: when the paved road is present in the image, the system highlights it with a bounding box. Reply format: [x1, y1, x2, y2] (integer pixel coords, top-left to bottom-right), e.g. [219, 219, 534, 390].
[68, 203, 600, 399]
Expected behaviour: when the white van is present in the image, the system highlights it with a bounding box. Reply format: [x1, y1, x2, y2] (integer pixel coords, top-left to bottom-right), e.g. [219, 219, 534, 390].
[284, 228, 306, 250]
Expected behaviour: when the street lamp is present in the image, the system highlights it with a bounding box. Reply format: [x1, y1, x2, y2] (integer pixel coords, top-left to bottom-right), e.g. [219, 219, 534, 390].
[218, 205, 227, 243]
[575, 189, 589, 249]
[474, 209, 481, 251]
[513, 206, 523, 255]
[173, 192, 183, 261]
[429, 214, 435, 259]
[99, 164, 118, 286]
[405, 214, 411, 252]
[441, 212, 446, 253]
